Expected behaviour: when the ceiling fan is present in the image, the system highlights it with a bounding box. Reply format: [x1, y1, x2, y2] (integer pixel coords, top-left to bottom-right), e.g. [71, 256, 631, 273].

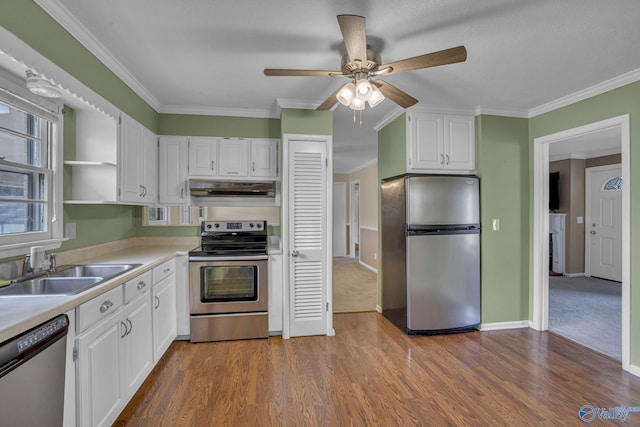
[264, 14, 467, 111]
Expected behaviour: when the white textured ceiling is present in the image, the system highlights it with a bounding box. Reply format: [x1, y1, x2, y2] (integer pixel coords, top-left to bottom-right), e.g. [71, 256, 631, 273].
[32, 0, 640, 172]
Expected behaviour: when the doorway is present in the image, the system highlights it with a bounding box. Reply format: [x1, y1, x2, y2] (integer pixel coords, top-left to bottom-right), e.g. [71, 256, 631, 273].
[532, 115, 630, 370]
[350, 180, 360, 259]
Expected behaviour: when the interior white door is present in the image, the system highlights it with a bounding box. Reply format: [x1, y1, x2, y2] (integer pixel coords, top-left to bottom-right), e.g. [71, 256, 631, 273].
[333, 182, 347, 257]
[587, 165, 622, 282]
[288, 139, 328, 337]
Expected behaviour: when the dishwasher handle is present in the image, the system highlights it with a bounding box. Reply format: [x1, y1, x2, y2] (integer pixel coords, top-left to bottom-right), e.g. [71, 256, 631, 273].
[0, 314, 69, 378]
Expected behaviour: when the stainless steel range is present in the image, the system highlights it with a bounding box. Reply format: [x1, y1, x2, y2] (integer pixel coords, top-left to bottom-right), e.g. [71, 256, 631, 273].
[189, 220, 268, 342]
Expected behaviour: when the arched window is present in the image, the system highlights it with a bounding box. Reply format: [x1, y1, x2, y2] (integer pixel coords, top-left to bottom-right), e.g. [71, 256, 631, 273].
[602, 176, 622, 191]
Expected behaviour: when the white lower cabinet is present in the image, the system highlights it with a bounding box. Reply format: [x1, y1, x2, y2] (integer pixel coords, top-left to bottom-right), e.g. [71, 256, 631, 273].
[152, 259, 177, 361]
[76, 309, 125, 427]
[268, 254, 283, 334]
[73, 260, 176, 427]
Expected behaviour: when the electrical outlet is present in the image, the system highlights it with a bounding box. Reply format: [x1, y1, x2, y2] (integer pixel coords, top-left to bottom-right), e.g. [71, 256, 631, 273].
[373, 252, 377, 260]
[492, 218, 500, 231]
[66, 222, 76, 240]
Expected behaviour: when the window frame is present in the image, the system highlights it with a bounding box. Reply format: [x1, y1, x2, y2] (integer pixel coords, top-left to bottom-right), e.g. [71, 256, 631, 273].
[0, 74, 64, 258]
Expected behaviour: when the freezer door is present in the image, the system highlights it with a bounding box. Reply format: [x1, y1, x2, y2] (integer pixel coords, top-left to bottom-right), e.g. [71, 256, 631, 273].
[407, 233, 480, 332]
[407, 175, 479, 226]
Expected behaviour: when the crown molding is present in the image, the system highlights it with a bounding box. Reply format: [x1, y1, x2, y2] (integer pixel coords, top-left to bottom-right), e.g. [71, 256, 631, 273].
[528, 68, 640, 118]
[157, 104, 275, 119]
[474, 106, 529, 118]
[34, 0, 161, 110]
[549, 147, 621, 162]
[346, 158, 377, 174]
[373, 106, 404, 132]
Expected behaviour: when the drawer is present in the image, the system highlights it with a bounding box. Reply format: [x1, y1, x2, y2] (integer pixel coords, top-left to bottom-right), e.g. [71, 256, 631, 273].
[124, 270, 152, 304]
[77, 285, 123, 333]
[153, 258, 175, 284]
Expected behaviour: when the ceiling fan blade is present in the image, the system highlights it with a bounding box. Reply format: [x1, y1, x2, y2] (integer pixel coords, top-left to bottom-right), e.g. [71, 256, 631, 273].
[337, 15, 367, 64]
[373, 80, 418, 108]
[376, 45, 467, 75]
[316, 86, 342, 111]
[264, 69, 343, 77]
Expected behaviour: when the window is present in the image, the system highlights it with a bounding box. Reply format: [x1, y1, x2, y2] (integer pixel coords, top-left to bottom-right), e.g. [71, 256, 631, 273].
[0, 83, 62, 256]
[602, 176, 622, 191]
[0, 102, 49, 235]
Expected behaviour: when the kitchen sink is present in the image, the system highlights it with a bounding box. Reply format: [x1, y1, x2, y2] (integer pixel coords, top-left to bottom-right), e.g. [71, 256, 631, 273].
[0, 277, 104, 296]
[0, 263, 142, 296]
[52, 264, 140, 279]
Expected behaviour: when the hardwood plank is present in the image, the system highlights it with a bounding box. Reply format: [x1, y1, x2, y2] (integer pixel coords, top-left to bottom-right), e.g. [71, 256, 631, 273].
[114, 313, 640, 426]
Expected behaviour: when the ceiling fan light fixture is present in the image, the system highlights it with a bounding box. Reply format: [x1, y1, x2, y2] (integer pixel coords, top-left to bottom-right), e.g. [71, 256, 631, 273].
[367, 84, 385, 108]
[336, 82, 356, 106]
[25, 70, 62, 98]
[355, 78, 372, 100]
[350, 97, 366, 111]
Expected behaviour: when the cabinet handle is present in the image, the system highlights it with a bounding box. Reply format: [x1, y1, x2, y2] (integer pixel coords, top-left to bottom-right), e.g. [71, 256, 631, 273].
[440, 154, 444, 164]
[210, 160, 216, 171]
[139, 185, 144, 197]
[121, 321, 128, 338]
[163, 268, 171, 273]
[127, 318, 133, 336]
[180, 188, 184, 199]
[137, 280, 146, 290]
[155, 295, 160, 309]
[252, 161, 255, 172]
[228, 171, 238, 175]
[142, 185, 147, 197]
[99, 300, 113, 313]
[446, 154, 450, 165]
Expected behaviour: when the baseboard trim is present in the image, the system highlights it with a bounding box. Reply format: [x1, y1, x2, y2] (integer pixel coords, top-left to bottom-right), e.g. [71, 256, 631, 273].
[479, 320, 530, 331]
[375, 305, 382, 313]
[563, 272, 585, 278]
[359, 261, 378, 273]
[628, 364, 640, 377]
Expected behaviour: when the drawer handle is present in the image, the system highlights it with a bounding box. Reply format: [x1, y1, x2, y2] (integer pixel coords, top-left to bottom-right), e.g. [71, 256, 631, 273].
[155, 295, 160, 309]
[127, 318, 133, 336]
[100, 300, 113, 313]
[163, 268, 171, 273]
[137, 280, 147, 290]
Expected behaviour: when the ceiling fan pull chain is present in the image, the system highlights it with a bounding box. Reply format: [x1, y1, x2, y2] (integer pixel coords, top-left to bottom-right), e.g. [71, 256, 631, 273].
[353, 109, 356, 124]
[359, 110, 363, 127]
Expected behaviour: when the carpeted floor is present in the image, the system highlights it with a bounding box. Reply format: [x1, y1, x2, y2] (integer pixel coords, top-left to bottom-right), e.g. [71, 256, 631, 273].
[549, 275, 621, 360]
[333, 257, 377, 313]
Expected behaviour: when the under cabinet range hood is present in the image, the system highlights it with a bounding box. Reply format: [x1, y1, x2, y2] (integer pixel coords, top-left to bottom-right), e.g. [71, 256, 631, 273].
[189, 179, 276, 198]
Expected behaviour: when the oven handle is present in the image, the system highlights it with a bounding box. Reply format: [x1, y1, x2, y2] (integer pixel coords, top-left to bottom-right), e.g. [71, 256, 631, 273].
[188, 255, 269, 262]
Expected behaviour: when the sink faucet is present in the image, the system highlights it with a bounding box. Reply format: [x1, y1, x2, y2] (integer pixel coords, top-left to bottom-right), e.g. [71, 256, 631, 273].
[22, 254, 33, 276]
[49, 253, 57, 272]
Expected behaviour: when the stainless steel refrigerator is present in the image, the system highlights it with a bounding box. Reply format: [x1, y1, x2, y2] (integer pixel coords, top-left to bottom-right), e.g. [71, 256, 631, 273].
[381, 175, 480, 334]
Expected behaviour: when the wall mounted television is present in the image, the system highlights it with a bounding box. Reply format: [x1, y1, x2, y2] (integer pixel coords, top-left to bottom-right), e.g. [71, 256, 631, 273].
[549, 172, 560, 210]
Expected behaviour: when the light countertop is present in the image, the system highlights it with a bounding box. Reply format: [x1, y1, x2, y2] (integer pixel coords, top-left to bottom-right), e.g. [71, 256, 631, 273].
[0, 244, 195, 343]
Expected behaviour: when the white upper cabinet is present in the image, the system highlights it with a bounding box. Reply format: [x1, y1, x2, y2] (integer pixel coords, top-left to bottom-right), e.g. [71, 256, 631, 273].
[159, 136, 188, 205]
[119, 114, 157, 205]
[407, 112, 475, 173]
[218, 138, 249, 177]
[250, 138, 279, 178]
[188, 137, 219, 176]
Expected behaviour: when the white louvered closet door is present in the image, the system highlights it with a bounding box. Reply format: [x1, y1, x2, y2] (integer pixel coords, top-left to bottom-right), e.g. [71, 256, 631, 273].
[288, 139, 328, 337]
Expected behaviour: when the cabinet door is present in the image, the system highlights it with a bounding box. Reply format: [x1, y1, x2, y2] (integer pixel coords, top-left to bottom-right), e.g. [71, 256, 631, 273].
[188, 137, 219, 176]
[122, 292, 153, 400]
[444, 114, 475, 171]
[152, 275, 177, 361]
[408, 112, 444, 170]
[77, 312, 125, 427]
[141, 128, 158, 204]
[218, 138, 249, 177]
[159, 136, 188, 205]
[119, 115, 144, 203]
[268, 254, 283, 333]
[250, 139, 278, 177]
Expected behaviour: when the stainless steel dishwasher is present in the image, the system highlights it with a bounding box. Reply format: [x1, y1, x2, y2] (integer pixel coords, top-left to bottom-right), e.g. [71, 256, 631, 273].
[0, 314, 69, 427]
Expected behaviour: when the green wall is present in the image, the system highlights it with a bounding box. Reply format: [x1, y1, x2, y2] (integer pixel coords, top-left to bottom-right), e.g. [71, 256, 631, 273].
[280, 109, 333, 135]
[377, 114, 407, 180]
[158, 114, 280, 138]
[476, 115, 530, 322]
[529, 81, 640, 366]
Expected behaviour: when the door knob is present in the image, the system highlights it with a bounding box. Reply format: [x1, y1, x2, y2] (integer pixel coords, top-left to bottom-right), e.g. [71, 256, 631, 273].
[291, 250, 299, 257]
[590, 231, 596, 235]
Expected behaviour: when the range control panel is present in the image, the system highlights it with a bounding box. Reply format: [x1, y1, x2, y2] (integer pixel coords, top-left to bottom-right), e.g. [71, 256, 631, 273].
[202, 220, 266, 232]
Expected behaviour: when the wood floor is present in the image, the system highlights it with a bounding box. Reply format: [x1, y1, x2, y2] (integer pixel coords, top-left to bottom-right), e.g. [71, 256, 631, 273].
[114, 312, 640, 426]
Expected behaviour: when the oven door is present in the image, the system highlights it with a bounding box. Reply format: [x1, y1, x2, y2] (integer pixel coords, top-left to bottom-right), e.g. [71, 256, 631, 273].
[189, 257, 268, 315]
